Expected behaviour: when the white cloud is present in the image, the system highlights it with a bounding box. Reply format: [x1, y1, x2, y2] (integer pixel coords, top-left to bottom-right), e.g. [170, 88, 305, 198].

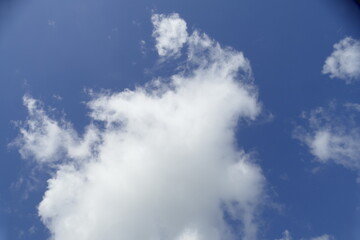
[14, 96, 99, 163]
[295, 103, 360, 172]
[140, 40, 146, 55]
[176, 229, 201, 240]
[48, 20, 56, 27]
[275, 230, 292, 240]
[52, 94, 63, 101]
[275, 231, 334, 240]
[344, 102, 360, 112]
[152, 13, 188, 58]
[322, 37, 360, 83]
[15, 14, 265, 240]
[310, 234, 334, 240]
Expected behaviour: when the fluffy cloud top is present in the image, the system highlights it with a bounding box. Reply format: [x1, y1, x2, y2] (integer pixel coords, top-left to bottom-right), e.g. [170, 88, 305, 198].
[152, 13, 188, 58]
[295, 103, 360, 172]
[322, 37, 360, 83]
[15, 14, 265, 240]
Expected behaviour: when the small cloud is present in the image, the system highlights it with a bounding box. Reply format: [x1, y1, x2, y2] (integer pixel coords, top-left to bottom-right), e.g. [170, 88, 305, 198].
[310, 234, 334, 240]
[279, 173, 289, 181]
[344, 102, 360, 112]
[151, 13, 188, 58]
[132, 20, 141, 27]
[139, 40, 146, 55]
[28, 226, 36, 235]
[276, 231, 334, 240]
[48, 20, 56, 27]
[294, 103, 360, 176]
[276, 230, 292, 240]
[311, 166, 323, 174]
[322, 37, 360, 83]
[52, 94, 62, 101]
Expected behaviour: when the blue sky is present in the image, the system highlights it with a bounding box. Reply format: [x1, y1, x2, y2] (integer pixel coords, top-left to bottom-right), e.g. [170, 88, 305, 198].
[0, 0, 360, 240]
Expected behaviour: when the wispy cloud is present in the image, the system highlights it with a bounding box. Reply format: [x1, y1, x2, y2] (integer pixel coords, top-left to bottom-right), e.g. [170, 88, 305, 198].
[48, 20, 56, 27]
[276, 230, 292, 240]
[322, 37, 360, 83]
[275, 230, 334, 240]
[14, 13, 265, 240]
[294, 103, 360, 173]
[14, 96, 99, 163]
[310, 234, 334, 240]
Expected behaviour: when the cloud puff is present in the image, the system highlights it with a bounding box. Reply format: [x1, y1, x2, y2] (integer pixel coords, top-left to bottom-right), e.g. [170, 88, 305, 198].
[310, 234, 334, 240]
[275, 231, 334, 240]
[294, 103, 360, 172]
[15, 14, 266, 240]
[275, 230, 292, 240]
[152, 13, 188, 57]
[322, 37, 360, 83]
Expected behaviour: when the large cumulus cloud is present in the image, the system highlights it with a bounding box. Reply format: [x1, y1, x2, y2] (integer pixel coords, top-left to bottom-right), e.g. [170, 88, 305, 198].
[15, 13, 266, 240]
